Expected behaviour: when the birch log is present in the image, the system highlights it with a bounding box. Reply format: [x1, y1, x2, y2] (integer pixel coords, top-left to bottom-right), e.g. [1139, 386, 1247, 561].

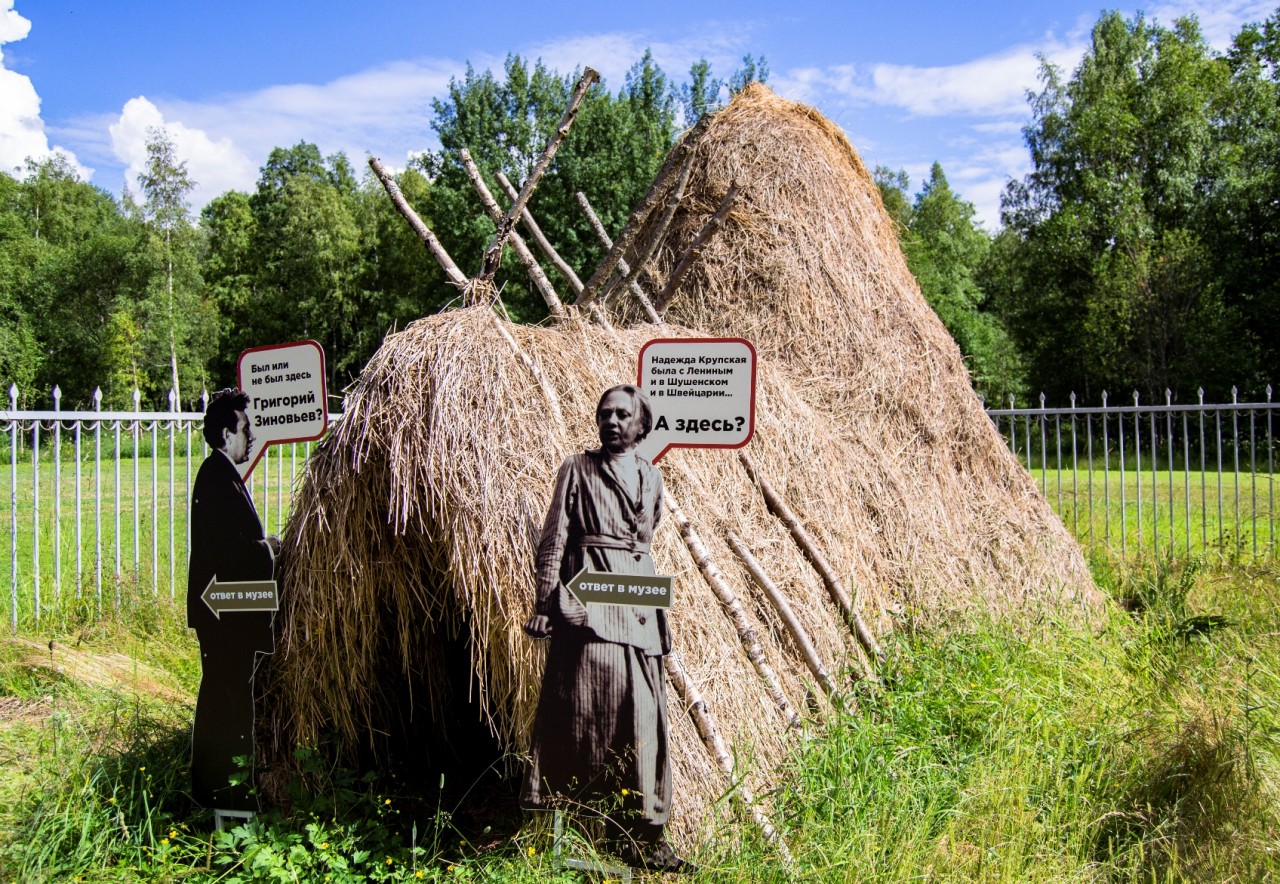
[726, 533, 837, 700]
[478, 68, 598, 284]
[575, 192, 662, 323]
[497, 171, 584, 294]
[665, 651, 795, 866]
[459, 150, 567, 319]
[664, 491, 800, 729]
[737, 451, 883, 670]
[653, 184, 740, 313]
[576, 111, 714, 307]
[368, 156, 467, 289]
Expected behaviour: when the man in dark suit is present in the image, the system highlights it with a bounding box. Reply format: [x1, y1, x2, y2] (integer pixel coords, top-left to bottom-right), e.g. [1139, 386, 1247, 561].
[188, 388, 279, 811]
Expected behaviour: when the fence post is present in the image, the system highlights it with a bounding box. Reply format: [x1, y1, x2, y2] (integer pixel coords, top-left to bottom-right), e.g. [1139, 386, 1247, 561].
[53, 386, 61, 606]
[93, 387, 102, 613]
[133, 389, 141, 574]
[9, 384, 17, 631]
[32, 388, 39, 624]
[168, 388, 176, 599]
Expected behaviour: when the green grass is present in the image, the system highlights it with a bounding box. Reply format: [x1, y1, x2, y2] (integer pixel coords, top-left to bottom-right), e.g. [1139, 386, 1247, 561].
[1030, 468, 1276, 562]
[1, 557, 1277, 881]
[0, 443, 310, 627]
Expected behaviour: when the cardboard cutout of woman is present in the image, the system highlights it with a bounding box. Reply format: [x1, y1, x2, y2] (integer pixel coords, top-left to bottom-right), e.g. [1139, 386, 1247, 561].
[522, 384, 688, 873]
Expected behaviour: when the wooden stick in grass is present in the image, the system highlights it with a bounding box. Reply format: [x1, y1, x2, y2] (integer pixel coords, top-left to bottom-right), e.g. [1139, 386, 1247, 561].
[368, 156, 467, 289]
[664, 491, 801, 730]
[477, 68, 598, 285]
[726, 532, 837, 701]
[575, 192, 662, 323]
[665, 650, 796, 866]
[460, 149, 567, 320]
[737, 450, 883, 671]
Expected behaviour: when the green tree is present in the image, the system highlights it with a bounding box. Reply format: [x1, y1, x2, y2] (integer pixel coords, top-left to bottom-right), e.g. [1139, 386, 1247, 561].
[424, 53, 678, 321]
[997, 11, 1236, 402]
[137, 126, 212, 406]
[876, 164, 1025, 401]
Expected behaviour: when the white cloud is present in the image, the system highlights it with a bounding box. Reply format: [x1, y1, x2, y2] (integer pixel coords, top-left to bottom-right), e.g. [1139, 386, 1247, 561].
[1148, 0, 1274, 48]
[109, 97, 257, 210]
[785, 39, 1083, 120]
[0, 0, 88, 178]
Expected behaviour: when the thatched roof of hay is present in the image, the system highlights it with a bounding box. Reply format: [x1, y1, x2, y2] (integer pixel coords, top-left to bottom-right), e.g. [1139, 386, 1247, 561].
[261, 84, 1100, 847]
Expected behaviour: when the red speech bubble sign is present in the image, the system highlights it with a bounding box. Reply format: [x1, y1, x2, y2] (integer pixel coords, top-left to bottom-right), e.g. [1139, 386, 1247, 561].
[235, 340, 328, 479]
[635, 338, 756, 463]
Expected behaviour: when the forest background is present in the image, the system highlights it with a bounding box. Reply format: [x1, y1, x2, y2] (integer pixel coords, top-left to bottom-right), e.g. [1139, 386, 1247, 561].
[2, 8, 1278, 412]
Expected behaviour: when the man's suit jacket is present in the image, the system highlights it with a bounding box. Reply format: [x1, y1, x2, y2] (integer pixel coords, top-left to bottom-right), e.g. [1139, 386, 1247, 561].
[186, 450, 275, 644]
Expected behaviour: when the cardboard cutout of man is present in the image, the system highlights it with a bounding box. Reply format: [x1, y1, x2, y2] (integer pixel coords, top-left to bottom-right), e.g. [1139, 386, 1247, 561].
[188, 388, 279, 811]
[522, 384, 689, 873]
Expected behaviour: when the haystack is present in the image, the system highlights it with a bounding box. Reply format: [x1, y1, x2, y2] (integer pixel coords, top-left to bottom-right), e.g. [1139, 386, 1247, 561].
[261, 83, 1100, 849]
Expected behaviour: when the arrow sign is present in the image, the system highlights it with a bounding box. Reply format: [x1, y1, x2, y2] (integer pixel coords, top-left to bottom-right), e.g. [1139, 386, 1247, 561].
[566, 567, 673, 609]
[201, 576, 280, 620]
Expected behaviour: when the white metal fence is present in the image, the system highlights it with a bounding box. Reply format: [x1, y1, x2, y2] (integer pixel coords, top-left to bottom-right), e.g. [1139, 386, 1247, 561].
[4, 383, 1275, 628]
[986, 387, 1276, 562]
[2, 385, 336, 629]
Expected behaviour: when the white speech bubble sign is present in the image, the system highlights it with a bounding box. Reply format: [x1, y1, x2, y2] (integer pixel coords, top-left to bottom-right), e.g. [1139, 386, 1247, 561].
[635, 338, 756, 463]
[235, 340, 329, 479]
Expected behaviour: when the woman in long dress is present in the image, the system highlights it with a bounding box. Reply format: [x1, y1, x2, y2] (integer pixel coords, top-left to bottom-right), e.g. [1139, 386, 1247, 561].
[522, 384, 687, 872]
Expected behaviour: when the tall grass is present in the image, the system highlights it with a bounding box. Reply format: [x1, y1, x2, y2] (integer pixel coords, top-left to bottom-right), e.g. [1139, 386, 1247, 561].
[2, 556, 1276, 881]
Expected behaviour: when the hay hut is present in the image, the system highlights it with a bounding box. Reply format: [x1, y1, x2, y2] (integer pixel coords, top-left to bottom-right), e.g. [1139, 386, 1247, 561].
[261, 83, 1100, 849]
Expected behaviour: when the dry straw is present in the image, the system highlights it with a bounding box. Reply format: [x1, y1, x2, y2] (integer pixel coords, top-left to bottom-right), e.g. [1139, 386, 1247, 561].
[260, 84, 1100, 846]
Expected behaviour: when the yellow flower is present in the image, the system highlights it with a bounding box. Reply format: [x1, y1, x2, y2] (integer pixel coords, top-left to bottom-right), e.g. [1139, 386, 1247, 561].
[169, 829, 177, 839]
[320, 842, 329, 850]
[386, 857, 394, 865]
[107, 796, 117, 804]
[139, 766, 145, 772]
[527, 846, 536, 856]
[416, 872, 425, 879]
[384, 798, 392, 805]
[160, 838, 170, 846]
[620, 788, 629, 796]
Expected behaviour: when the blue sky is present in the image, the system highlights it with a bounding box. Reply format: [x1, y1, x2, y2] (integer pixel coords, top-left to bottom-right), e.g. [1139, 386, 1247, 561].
[2, 0, 1272, 228]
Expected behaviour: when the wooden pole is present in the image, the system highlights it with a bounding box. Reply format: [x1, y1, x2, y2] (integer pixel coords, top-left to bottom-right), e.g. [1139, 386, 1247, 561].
[664, 491, 800, 729]
[737, 451, 882, 671]
[368, 156, 468, 289]
[576, 111, 715, 308]
[497, 171, 584, 294]
[653, 183, 740, 313]
[665, 651, 796, 867]
[459, 149, 567, 319]
[478, 68, 599, 284]
[575, 192, 662, 323]
[601, 151, 695, 305]
[726, 532, 837, 700]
